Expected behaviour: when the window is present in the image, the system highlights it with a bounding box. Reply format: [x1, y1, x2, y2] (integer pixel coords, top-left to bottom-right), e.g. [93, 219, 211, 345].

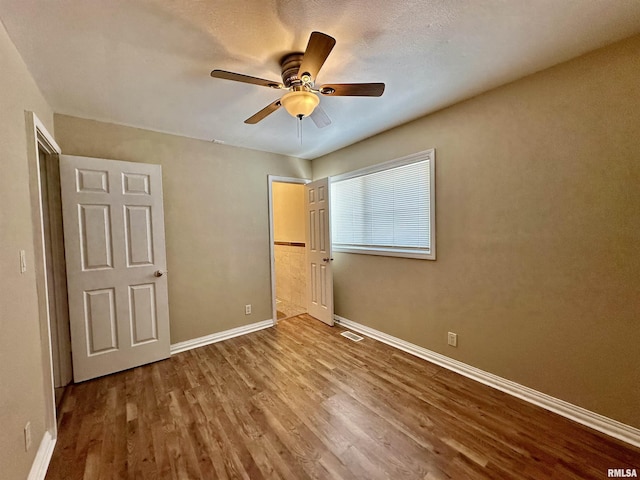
[330, 149, 435, 260]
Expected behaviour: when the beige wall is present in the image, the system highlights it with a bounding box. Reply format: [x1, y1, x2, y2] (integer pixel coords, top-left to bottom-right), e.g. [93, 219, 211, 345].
[313, 35, 640, 428]
[272, 182, 305, 243]
[54, 115, 311, 343]
[0, 22, 56, 479]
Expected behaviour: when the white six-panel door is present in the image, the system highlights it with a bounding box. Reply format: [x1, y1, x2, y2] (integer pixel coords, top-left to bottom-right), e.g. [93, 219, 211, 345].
[305, 178, 334, 325]
[59, 155, 170, 382]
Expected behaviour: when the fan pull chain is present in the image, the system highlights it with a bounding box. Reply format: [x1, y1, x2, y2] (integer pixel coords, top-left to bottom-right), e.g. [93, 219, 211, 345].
[297, 115, 303, 145]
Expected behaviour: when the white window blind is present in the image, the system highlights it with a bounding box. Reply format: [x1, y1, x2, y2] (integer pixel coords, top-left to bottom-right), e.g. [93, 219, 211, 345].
[330, 149, 435, 260]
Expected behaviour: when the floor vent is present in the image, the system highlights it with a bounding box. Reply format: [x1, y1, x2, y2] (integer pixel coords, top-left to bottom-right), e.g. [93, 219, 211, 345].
[341, 331, 364, 342]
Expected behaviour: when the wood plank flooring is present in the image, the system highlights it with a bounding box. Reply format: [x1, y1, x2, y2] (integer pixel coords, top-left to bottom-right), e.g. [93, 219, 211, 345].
[46, 314, 640, 479]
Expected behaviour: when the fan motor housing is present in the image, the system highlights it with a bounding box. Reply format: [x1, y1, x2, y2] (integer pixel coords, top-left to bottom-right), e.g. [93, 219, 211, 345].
[280, 53, 304, 88]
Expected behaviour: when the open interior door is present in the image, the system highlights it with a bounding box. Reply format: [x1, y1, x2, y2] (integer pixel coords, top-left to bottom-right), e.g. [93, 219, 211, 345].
[305, 178, 334, 325]
[59, 155, 170, 382]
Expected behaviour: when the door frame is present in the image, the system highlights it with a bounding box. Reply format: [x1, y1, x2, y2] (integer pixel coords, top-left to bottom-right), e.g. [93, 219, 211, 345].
[267, 175, 310, 324]
[25, 111, 62, 447]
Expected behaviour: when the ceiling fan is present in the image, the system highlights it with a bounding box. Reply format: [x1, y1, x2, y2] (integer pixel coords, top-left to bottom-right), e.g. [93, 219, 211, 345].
[210, 31, 385, 128]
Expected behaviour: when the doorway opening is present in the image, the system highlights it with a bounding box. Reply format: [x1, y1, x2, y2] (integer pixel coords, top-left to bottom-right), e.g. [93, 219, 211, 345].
[37, 142, 73, 414]
[268, 176, 309, 322]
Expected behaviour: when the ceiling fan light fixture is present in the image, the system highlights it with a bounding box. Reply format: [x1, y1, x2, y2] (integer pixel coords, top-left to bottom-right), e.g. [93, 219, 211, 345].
[281, 90, 319, 118]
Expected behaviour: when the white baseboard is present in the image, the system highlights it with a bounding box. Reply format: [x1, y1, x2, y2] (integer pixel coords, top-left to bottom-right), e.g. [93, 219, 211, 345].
[334, 315, 640, 449]
[170, 319, 274, 355]
[28, 430, 56, 480]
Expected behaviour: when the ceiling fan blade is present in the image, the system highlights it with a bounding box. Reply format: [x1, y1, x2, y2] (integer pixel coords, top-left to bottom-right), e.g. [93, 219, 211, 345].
[211, 70, 283, 89]
[319, 83, 385, 97]
[244, 99, 282, 124]
[298, 32, 336, 81]
[310, 105, 331, 129]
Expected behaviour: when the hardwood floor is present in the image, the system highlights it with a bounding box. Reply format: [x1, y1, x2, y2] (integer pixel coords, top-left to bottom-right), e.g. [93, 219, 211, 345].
[47, 315, 640, 479]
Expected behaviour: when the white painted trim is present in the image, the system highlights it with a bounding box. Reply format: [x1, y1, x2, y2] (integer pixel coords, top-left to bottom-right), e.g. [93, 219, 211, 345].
[334, 315, 640, 449]
[267, 175, 310, 324]
[27, 431, 56, 480]
[170, 319, 273, 354]
[32, 114, 61, 154]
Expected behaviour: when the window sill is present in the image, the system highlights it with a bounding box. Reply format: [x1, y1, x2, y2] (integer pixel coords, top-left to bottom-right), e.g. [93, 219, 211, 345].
[333, 246, 435, 260]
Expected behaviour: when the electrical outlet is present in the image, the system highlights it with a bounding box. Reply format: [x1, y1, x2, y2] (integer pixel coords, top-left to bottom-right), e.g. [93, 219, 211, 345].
[24, 422, 31, 451]
[245, 304, 252, 315]
[447, 332, 458, 347]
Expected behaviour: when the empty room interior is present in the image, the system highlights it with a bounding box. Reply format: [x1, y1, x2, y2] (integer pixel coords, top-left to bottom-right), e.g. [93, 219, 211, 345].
[1, 1, 639, 479]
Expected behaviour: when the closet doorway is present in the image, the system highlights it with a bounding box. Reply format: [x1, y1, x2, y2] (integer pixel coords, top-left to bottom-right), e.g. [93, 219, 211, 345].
[38, 147, 72, 411]
[268, 176, 309, 322]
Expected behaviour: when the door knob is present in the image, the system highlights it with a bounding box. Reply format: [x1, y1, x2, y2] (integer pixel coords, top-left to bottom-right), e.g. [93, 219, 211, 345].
[322, 258, 334, 262]
[154, 270, 166, 277]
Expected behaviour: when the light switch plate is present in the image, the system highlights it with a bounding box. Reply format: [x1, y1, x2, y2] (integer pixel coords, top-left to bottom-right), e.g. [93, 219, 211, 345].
[24, 422, 31, 451]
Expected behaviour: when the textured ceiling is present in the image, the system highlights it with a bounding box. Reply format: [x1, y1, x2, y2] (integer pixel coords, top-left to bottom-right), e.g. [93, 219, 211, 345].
[1, 0, 640, 159]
